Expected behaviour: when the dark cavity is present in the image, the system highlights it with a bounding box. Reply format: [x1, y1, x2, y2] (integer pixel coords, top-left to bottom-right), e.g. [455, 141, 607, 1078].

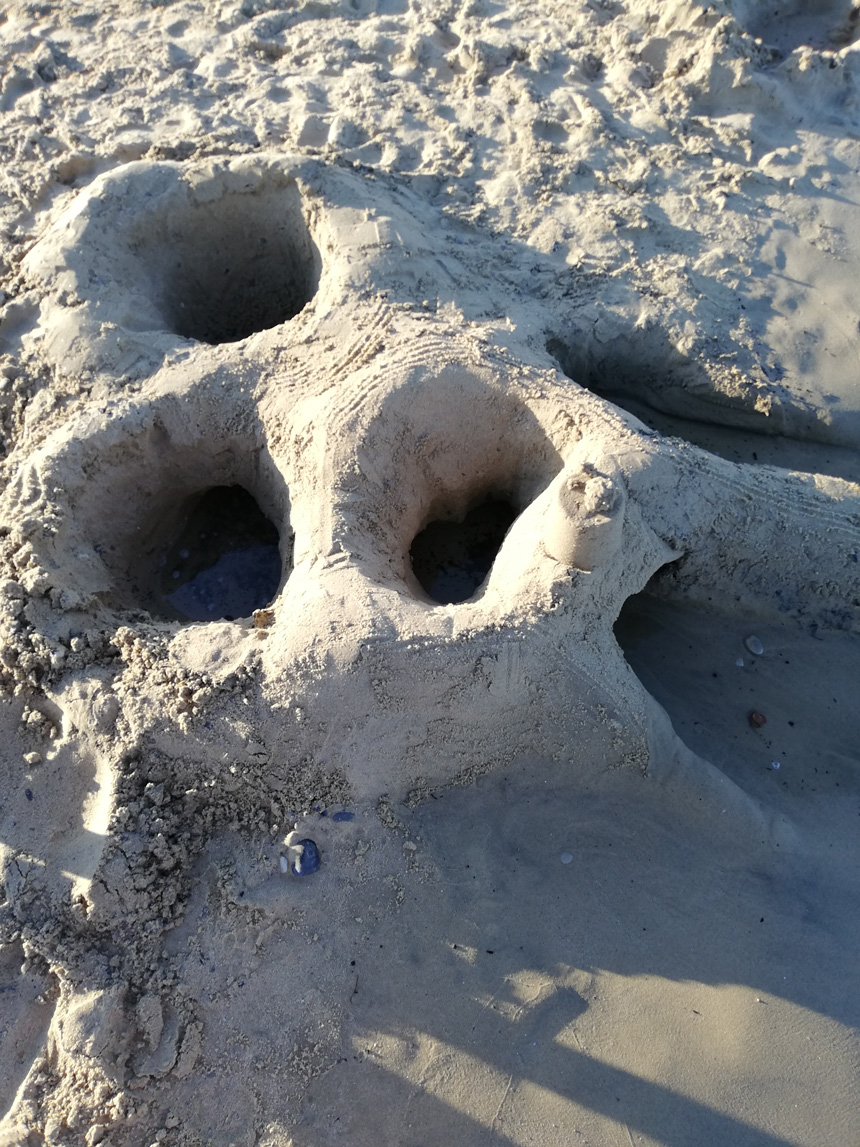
[156, 485, 281, 622]
[410, 498, 517, 605]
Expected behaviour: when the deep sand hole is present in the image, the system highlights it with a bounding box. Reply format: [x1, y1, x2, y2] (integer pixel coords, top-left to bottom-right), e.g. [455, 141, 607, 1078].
[54, 419, 292, 623]
[135, 178, 320, 344]
[153, 486, 282, 622]
[349, 367, 565, 601]
[732, 0, 860, 54]
[410, 496, 518, 604]
[346, 364, 568, 601]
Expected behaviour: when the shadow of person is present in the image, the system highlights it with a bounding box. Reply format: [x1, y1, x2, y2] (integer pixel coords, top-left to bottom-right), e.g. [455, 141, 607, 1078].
[286, 751, 850, 1146]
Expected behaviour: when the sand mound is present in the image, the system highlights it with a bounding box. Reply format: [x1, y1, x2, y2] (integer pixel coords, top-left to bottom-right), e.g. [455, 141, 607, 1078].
[0, 2, 859, 1145]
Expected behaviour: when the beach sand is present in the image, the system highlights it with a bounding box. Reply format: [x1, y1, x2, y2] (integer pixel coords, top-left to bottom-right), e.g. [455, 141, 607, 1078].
[0, 1, 859, 1144]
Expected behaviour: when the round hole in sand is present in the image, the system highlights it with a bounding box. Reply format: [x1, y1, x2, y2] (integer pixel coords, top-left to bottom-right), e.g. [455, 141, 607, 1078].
[135, 178, 320, 345]
[153, 486, 282, 622]
[347, 365, 566, 603]
[27, 406, 294, 624]
[410, 496, 518, 604]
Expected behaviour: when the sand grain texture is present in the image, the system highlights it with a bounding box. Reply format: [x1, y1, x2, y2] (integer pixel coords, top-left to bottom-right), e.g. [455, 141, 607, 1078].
[0, 1, 859, 1145]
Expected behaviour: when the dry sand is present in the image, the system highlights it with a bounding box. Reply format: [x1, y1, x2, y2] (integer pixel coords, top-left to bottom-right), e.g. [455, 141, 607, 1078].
[0, 1, 859, 1144]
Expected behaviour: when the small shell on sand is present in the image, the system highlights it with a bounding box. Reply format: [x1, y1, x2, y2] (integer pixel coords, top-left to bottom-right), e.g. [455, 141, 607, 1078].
[749, 711, 767, 729]
[744, 635, 764, 656]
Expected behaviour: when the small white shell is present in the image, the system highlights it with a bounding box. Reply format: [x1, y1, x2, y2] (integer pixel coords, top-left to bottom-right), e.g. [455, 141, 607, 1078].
[744, 635, 764, 656]
[279, 855, 289, 873]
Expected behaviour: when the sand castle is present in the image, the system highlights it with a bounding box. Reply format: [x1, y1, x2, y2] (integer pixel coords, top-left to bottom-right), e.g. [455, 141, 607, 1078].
[1, 2, 859, 1145]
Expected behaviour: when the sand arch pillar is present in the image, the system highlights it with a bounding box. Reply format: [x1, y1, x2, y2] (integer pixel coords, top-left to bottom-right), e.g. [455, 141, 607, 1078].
[541, 465, 626, 573]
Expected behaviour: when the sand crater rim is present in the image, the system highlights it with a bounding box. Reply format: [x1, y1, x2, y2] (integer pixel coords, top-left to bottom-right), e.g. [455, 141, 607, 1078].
[347, 367, 566, 602]
[19, 408, 294, 625]
[134, 176, 321, 345]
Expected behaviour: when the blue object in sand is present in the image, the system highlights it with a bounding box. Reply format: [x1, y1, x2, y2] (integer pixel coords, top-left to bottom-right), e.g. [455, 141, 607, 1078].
[291, 839, 321, 876]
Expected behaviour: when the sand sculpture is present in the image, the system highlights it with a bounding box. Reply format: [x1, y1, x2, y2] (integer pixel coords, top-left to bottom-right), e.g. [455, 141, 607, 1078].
[1, 2, 859, 1145]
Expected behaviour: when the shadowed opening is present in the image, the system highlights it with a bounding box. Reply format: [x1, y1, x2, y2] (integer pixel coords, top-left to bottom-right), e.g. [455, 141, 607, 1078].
[613, 576, 860, 810]
[732, 0, 860, 54]
[349, 367, 566, 603]
[410, 497, 518, 604]
[155, 486, 282, 621]
[546, 334, 860, 484]
[137, 179, 320, 344]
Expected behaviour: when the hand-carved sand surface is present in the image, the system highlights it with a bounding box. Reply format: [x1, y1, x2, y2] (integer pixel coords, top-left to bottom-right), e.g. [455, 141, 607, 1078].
[1, 2, 860, 1145]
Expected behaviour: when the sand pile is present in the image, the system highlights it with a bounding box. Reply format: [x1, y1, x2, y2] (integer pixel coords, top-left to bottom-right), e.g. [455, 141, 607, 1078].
[0, 1, 859, 1145]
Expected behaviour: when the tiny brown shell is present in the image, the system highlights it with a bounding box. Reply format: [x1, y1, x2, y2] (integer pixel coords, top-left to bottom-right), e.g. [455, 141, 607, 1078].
[748, 711, 767, 729]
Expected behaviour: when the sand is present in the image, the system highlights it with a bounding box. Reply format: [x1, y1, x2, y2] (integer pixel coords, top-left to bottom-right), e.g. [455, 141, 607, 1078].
[0, 1, 859, 1144]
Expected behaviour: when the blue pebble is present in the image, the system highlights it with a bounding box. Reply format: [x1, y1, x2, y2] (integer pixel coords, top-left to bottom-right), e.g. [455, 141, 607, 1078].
[332, 810, 354, 822]
[291, 839, 321, 876]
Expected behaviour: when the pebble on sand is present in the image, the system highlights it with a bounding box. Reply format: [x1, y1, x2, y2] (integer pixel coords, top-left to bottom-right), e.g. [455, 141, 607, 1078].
[290, 839, 321, 876]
